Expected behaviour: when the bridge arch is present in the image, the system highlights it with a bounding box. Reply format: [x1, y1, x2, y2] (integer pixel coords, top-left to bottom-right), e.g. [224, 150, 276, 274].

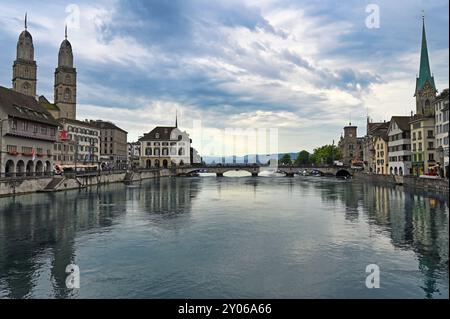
[336, 169, 351, 178]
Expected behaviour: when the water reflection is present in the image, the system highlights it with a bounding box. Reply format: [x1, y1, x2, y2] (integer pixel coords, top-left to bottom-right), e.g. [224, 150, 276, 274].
[0, 178, 199, 298]
[0, 177, 448, 298]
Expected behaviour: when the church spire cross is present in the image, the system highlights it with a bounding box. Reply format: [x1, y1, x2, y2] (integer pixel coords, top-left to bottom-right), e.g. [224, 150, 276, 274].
[25, 12, 27, 30]
[175, 110, 178, 128]
[65, 25, 68, 39]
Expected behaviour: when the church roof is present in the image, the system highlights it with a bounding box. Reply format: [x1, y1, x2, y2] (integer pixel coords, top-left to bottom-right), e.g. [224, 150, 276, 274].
[19, 30, 33, 40]
[0, 86, 58, 126]
[59, 39, 72, 50]
[38, 95, 60, 111]
[415, 17, 436, 95]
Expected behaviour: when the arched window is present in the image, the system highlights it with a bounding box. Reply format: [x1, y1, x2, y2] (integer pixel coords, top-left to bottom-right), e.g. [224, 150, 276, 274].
[178, 148, 185, 156]
[64, 88, 71, 101]
[65, 74, 71, 85]
[162, 148, 169, 156]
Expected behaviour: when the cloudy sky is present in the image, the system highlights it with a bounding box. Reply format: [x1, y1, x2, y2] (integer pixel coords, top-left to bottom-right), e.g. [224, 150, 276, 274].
[0, 0, 448, 156]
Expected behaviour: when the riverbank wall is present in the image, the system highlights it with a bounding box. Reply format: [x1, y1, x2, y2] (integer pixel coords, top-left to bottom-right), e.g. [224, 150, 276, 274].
[0, 169, 171, 197]
[353, 172, 449, 193]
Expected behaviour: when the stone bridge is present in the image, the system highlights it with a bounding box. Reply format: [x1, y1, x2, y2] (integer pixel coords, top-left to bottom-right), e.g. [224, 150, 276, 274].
[175, 165, 353, 177]
[176, 165, 261, 177]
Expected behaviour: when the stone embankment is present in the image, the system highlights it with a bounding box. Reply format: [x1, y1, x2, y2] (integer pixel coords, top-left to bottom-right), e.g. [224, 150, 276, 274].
[0, 169, 171, 197]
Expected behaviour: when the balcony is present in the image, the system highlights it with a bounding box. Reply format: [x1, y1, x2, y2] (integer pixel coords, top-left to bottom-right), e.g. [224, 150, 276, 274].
[7, 127, 56, 142]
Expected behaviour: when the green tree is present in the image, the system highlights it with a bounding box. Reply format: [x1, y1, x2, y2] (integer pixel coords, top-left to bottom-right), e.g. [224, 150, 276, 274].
[311, 145, 342, 165]
[279, 154, 292, 165]
[294, 150, 311, 165]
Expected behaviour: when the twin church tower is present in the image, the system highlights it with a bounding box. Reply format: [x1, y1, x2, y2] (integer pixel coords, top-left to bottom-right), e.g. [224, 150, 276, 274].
[12, 14, 77, 119]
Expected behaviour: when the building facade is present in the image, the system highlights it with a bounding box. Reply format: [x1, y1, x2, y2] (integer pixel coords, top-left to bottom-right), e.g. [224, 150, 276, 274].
[139, 126, 191, 168]
[387, 116, 412, 176]
[410, 115, 437, 176]
[53, 118, 100, 168]
[434, 89, 449, 178]
[90, 120, 128, 170]
[374, 134, 389, 175]
[338, 124, 363, 166]
[0, 87, 58, 176]
[127, 142, 141, 169]
[362, 119, 390, 173]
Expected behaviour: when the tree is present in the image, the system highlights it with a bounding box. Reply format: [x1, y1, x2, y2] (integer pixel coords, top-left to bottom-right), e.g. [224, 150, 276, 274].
[311, 145, 342, 165]
[279, 154, 292, 166]
[294, 150, 311, 166]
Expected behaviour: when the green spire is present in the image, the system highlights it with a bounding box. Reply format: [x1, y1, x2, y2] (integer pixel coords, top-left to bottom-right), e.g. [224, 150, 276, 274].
[415, 15, 436, 95]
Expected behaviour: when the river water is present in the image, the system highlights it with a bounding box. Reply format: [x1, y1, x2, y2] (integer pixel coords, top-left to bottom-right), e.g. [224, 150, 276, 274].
[0, 175, 448, 299]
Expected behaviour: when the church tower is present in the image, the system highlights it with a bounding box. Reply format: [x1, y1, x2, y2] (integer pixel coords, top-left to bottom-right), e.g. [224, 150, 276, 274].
[54, 26, 77, 119]
[12, 14, 37, 97]
[414, 15, 437, 116]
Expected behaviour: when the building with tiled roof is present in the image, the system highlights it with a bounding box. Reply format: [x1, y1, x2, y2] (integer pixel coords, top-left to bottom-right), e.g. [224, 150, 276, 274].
[387, 116, 412, 176]
[138, 118, 192, 168]
[0, 86, 59, 176]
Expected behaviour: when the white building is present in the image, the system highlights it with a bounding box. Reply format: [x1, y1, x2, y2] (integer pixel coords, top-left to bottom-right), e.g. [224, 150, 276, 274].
[53, 118, 100, 168]
[434, 88, 449, 178]
[139, 124, 192, 168]
[387, 116, 412, 176]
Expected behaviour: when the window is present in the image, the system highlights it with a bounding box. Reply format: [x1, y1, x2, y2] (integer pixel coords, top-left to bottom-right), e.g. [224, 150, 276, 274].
[64, 88, 71, 101]
[7, 145, 17, 152]
[427, 130, 434, 138]
[22, 146, 32, 154]
[11, 119, 18, 130]
[428, 142, 433, 149]
[41, 126, 47, 135]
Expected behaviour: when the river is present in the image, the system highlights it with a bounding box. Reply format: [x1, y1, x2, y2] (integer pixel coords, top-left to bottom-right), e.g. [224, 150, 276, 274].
[0, 175, 448, 299]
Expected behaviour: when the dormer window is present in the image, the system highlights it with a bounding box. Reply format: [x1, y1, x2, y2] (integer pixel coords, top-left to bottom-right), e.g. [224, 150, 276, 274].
[155, 133, 160, 139]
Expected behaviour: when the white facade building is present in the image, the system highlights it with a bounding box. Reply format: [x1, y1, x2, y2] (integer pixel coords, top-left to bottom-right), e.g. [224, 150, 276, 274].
[434, 89, 449, 178]
[139, 126, 192, 168]
[387, 116, 412, 176]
